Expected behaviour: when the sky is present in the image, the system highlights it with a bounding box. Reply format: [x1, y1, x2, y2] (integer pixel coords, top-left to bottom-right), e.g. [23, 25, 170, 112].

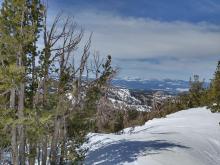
[1, 0, 220, 80]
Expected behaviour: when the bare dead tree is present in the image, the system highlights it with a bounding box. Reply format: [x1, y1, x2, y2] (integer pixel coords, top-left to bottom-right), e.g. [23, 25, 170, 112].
[92, 51, 103, 79]
[43, 12, 91, 164]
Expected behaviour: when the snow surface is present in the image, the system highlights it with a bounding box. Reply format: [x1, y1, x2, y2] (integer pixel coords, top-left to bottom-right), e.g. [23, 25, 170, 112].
[85, 107, 220, 165]
[176, 88, 189, 92]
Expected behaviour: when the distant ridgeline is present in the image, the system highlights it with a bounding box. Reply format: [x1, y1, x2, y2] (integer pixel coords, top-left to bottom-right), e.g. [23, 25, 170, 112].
[112, 78, 210, 95]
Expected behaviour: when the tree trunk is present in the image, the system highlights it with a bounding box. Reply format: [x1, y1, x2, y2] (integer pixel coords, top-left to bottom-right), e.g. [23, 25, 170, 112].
[11, 126, 18, 165]
[60, 142, 65, 165]
[60, 117, 67, 165]
[37, 146, 41, 165]
[29, 142, 36, 165]
[18, 83, 25, 164]
[0, 151, 2, 161]
[10, 89, 19, 165]
[50, 118, 61, 165]
[42, 135, 48, 165]
[10, 88, 15, 109]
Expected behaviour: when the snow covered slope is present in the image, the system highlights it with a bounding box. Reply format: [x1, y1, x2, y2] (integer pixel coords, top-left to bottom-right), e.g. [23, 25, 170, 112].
[108, 88, 151, 112]
[85, 107, 220, 165]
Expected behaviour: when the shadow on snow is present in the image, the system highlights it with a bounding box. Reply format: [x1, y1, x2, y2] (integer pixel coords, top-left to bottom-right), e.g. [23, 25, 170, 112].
[85, 140, 189, 165]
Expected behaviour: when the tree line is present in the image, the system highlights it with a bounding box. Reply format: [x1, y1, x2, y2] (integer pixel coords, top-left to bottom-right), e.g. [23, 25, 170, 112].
[110, 62, 220, 133]
[150, 62, 220, 120]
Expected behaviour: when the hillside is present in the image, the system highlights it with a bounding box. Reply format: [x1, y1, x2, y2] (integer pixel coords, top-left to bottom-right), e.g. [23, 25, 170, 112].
[85, 107, 220, 165]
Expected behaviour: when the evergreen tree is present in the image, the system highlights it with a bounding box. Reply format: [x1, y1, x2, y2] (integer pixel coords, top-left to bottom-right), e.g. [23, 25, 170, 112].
[0, 0, 45, 164]
[209, 61, 220, 112]
[188, 75, 205, 107]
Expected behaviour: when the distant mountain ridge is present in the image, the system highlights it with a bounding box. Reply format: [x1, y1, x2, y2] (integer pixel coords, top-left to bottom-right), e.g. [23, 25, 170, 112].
[112, 78, 191, 94]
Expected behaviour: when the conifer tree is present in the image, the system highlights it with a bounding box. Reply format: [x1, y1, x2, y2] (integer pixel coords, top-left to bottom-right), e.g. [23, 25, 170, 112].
[188, 75, 205, 107]
[209, 61, 220, 112]
[0, 0, 43, 164]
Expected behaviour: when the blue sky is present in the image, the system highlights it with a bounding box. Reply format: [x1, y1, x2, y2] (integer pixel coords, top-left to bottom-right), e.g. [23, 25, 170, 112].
[2, 0, 220, 80]
[52, 0, 220, 23]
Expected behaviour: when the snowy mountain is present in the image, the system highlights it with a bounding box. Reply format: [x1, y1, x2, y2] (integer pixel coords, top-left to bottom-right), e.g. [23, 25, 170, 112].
[107, 88, 152, 112]
[106, 87, 175, 112]
[112, 78, 191, 94]
[85, 107, 220, 165]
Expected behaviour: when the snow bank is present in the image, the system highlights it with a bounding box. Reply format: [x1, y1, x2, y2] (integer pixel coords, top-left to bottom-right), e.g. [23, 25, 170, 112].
[85, 107, 220, 165]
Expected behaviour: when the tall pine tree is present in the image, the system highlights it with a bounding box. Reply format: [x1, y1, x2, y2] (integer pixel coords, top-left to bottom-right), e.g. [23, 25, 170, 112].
[0, 0, 43, 164]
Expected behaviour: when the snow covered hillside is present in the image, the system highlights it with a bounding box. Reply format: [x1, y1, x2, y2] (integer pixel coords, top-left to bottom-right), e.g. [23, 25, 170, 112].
[85, 107, 220, 165]
[108, 88, 151, 112]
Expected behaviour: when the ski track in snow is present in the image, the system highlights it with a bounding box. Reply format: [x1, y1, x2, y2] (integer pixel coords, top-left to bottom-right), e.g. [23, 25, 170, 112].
[85, 107, 220, 165]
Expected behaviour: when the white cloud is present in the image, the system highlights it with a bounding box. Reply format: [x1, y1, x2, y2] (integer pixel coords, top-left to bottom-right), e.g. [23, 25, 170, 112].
[45, 9, 220, 80]
[73, 11, 220, 60]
